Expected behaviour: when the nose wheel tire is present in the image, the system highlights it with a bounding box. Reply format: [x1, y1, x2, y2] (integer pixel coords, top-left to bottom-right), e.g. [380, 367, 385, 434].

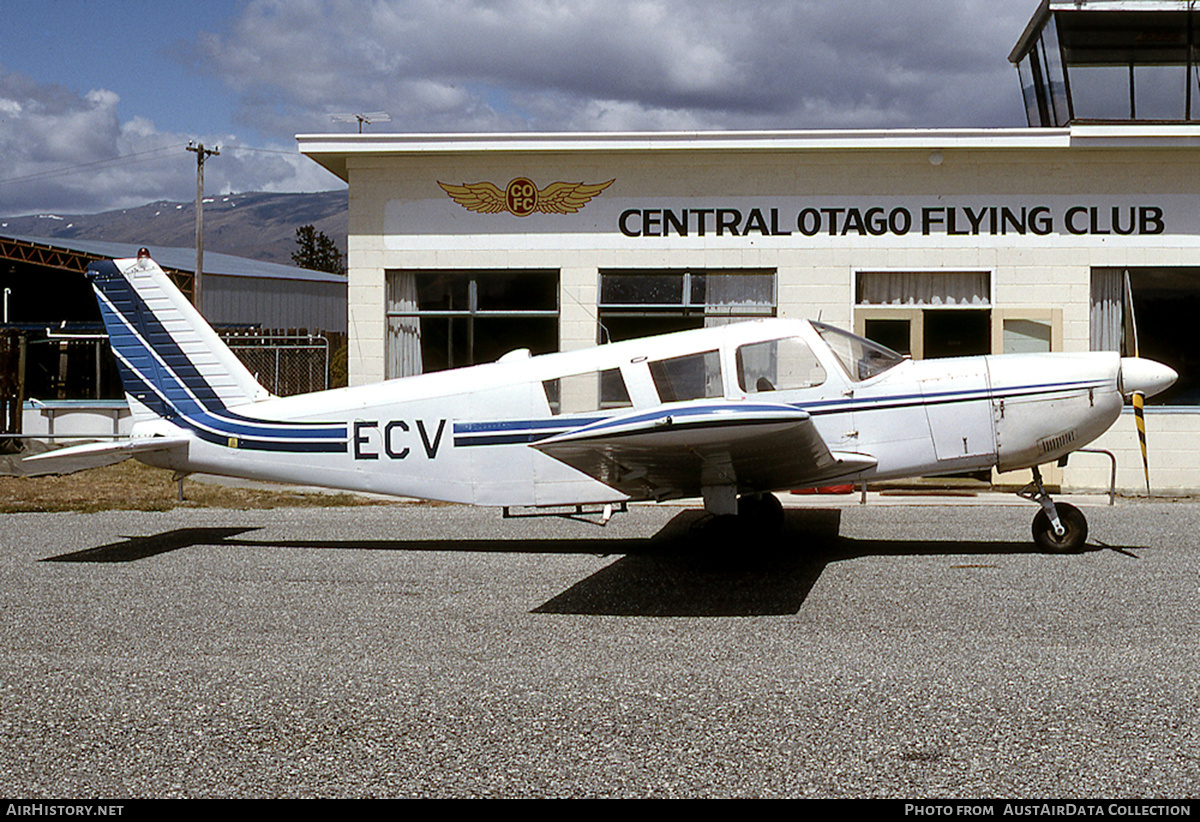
[1031, 502, 1088, 553]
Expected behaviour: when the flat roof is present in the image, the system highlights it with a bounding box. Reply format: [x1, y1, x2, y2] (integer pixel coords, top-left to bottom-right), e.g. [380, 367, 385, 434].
[2, 235, 347, 284]
[298, 124, 1200, 181]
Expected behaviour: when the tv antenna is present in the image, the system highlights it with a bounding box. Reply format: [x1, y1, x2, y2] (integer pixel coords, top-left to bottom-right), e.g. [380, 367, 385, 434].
[330, 111, 392, 133]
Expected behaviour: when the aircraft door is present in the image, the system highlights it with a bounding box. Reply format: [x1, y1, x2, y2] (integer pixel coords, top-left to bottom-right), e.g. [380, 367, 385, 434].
[734, 335, 859, 448]
[918, 360, 996, 462]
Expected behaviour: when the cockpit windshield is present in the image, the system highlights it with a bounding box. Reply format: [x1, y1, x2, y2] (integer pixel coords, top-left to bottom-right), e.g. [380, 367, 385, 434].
[813, 321, 905, 381]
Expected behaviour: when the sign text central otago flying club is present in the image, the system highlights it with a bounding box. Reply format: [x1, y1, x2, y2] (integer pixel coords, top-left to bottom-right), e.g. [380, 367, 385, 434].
[439, 178, 615, 216]
[433, 179, 1172, 238]
[617, 204, 1166, 237]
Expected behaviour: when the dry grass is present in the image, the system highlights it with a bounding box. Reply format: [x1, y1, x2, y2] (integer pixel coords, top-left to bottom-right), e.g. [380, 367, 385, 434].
[0, 459, 394, 514]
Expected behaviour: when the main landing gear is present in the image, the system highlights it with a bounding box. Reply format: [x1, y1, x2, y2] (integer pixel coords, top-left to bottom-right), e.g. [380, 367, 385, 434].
[701, 486, 785, 535]
[736, 492, 785, 533]
[1018, 466, 1088, 553]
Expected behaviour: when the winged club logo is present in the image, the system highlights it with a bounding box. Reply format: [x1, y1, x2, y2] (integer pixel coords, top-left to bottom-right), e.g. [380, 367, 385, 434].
[438, 178, 615, 216]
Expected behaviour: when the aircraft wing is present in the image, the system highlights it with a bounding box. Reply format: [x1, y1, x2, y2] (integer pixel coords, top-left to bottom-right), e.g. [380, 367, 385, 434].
[532, 401, 875, 500]
[21, 436, 189, 476]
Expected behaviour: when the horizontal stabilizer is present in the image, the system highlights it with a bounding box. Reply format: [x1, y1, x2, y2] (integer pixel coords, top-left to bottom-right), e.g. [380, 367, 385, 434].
[533, 401, 875, 499]
[21, 436, 189, 475]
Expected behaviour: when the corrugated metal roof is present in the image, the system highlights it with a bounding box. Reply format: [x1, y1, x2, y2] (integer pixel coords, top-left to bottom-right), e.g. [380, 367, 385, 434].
[2, 234, 347, 284]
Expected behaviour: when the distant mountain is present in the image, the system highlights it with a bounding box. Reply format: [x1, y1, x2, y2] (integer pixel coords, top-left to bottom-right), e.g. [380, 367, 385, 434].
[0, 190, 349, 267]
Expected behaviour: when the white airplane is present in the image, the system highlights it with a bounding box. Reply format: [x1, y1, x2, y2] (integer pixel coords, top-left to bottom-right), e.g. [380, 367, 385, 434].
[27, 251, 1177, 552]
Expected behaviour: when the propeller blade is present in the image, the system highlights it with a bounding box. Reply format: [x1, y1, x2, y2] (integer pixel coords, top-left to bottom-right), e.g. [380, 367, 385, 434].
[1122, 273, 1165, 497]
[1132, 390, 1150, 496]
[1123, 269, 1139, 357]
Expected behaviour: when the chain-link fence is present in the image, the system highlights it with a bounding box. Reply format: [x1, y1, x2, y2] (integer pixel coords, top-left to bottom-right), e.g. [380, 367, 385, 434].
[219, 330, 330, 397]
[1, 329, 338, 430]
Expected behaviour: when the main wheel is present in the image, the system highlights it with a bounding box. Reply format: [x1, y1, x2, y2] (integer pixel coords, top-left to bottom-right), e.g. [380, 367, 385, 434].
[737, 492, 784, 533]
[1031, 502, 1088, 553]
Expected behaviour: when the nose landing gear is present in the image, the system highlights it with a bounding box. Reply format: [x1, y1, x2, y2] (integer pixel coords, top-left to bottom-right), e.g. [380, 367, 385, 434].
[1019, 466, 1089, 553]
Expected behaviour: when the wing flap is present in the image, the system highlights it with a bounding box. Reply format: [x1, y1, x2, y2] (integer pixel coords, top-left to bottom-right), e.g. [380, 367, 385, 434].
[532, 402, 875, 499]
[21, 436, 189, 476]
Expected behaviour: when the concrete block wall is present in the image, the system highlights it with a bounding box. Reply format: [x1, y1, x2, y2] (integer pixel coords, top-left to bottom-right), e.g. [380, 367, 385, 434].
[332, 134, 1200, 491]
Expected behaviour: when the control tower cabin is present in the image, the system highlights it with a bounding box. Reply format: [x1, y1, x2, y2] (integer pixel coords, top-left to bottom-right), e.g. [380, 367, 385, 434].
[1013, 0, 1200, 125]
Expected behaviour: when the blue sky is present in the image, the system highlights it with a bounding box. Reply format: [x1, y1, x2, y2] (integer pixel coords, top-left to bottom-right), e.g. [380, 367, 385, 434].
[0, 0, 1036, 217]
[4, 1, 243, 140]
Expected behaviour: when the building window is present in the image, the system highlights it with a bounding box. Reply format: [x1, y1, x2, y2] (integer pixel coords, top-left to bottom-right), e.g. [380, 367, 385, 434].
[1015, 6, 1200, 125]
[598, 269, 775, 343]
[649, 350, 723, 402]
[736, 337, 827, 394]
[543, 368, 632, 415]
[855, 270, 992, 359]
[1091, 268, 1198, 405]
[386, 270, 558, 377]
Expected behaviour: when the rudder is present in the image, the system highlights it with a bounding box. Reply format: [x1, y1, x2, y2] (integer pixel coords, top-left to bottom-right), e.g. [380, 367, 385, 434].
[89, 254, 270, 423]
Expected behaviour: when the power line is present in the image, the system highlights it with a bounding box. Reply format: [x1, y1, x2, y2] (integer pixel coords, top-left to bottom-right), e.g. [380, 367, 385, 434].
[225, 145, 304, 157]
[0, 143, 307, 188]
[0, 145, 179, 186]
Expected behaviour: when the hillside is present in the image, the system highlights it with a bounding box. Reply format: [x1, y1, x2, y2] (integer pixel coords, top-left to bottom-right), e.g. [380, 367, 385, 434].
[0, 190, 349, 266]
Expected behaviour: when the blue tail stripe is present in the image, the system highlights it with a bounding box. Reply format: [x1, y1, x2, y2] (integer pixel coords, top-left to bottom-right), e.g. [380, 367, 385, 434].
[91, 261, 347, 447]
[110, 335, 347, 440]
[113, 352, 347, 449]
[93, 262, 225, 409]
[101, 297, 344, 432]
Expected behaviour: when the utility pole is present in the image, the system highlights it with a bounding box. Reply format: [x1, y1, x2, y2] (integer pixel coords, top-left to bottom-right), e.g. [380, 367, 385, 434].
[186, 141, 219, 313]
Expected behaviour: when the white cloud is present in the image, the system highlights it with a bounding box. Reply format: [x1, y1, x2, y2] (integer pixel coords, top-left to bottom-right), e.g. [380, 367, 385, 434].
[0, 70, 342, 216]
[190, 0, 1035, 137]
[2, 0, 1041, 214]
[84, 88, 121, 108]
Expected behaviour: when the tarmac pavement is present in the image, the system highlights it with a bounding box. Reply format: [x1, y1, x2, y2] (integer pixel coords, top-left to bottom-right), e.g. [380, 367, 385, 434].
[1, 498, 1198, 798]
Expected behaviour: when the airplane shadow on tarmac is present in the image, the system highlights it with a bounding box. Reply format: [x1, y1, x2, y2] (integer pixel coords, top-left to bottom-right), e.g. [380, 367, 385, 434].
[40, 509, 1138, 617]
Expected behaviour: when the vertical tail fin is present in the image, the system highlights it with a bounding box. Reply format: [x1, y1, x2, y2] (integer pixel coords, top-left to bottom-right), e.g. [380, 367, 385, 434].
[89, 254, 270, 423]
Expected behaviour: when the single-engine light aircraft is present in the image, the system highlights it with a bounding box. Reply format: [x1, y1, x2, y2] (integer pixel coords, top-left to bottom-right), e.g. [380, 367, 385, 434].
[28, 252, 1177, 552]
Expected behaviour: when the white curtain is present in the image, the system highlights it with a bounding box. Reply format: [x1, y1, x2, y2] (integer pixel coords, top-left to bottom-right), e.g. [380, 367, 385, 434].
[704, 272, 774, 327]
[857, 271, 990, 306]
[386, 271, 422, 378]
[1089, 268, 1123, 352]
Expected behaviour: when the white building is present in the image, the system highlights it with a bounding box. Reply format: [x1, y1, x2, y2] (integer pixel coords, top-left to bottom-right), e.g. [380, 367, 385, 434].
[298, 1, 1200, 494]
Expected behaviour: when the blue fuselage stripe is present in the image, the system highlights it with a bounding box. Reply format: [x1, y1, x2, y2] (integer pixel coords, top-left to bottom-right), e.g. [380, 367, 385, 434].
[450, 380, 1111, 448]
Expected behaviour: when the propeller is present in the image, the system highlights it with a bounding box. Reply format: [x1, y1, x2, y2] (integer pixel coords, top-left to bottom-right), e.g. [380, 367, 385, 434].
[1119, 271, 1178, 495]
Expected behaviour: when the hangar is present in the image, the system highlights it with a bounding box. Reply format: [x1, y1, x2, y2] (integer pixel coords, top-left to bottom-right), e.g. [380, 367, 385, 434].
[287, 1, 1193, 495]
[0, 235, 346, 444]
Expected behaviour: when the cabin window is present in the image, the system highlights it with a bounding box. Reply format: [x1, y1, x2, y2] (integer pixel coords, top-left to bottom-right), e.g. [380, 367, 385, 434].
[598, 269, 775, 342]
[648, 350, 723, 402]
[543, 368, 632, 415]
[814, 322, 904, 382]
[385, 270, 558, 377]
[736, 337, 827, 393]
